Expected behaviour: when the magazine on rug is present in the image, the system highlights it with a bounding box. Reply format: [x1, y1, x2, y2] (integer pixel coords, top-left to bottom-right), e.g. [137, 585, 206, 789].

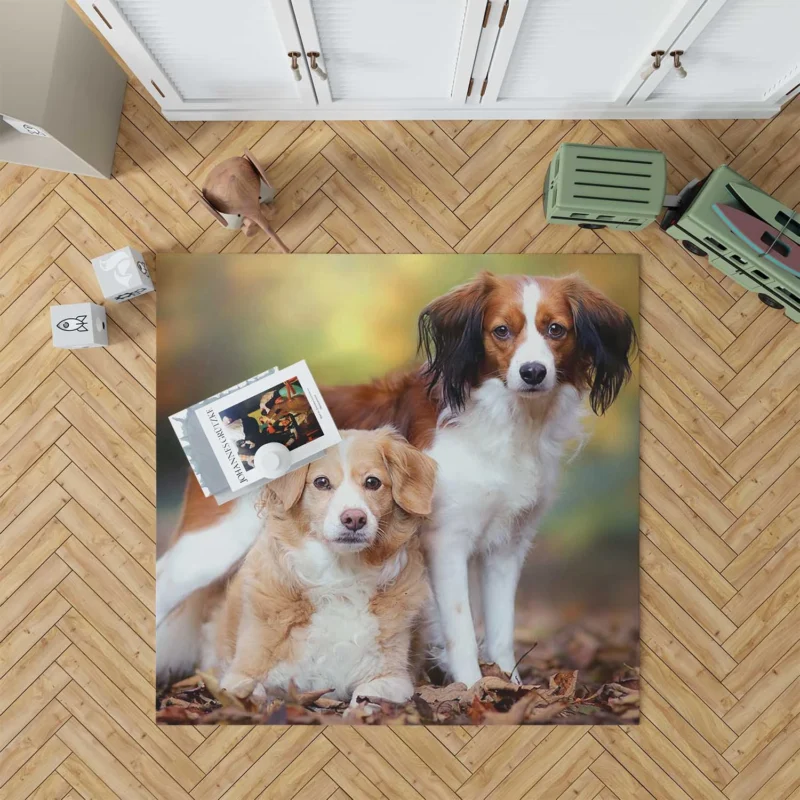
[169, 360, 340, 503]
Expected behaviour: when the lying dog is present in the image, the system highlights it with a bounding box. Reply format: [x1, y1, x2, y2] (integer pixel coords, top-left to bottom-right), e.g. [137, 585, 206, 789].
[159, 428, 436, 706]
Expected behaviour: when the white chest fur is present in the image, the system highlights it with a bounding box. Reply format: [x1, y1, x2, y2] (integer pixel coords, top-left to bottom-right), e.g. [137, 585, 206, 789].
[266, 541, 406, 701]
[424, 380, 584, 553]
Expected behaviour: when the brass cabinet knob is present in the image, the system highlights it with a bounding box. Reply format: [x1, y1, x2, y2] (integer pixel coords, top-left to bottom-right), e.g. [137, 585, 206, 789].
[288, 51, 302, 81]
[670, 50, 687, 79]
[640, 50, 665, 81]
[307, 52, 328, 81]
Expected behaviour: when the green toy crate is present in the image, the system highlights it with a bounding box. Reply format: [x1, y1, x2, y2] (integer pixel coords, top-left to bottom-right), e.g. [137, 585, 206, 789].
[544, 143, 667, 231]
[661, 165, 800, 323]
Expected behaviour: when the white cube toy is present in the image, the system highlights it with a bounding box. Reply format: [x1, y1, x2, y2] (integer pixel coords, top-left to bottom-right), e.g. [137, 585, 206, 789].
[91, 246, 154, 302]
[51, 303, 108, 349]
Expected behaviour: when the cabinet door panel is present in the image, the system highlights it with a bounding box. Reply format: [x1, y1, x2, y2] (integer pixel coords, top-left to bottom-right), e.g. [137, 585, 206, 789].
[78, 0, 314, 109]
[647, 0, 800, 103]
[293, 0, 480, 105]
[490, 0, 688, 104]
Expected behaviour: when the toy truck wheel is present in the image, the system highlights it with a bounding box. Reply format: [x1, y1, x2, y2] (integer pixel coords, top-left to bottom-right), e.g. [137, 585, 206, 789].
[682, 240, 708, 257]
[758, 293, 784, 310]
[578, 223, 606, 229]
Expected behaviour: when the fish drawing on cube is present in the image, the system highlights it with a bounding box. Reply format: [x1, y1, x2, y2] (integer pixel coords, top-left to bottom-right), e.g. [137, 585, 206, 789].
[91, 245, 154, 302]
[51, 302, 108, 349]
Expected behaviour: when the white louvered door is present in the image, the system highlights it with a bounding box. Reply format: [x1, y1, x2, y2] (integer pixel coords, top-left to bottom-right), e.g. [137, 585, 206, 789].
[75, 0, 315, 111]
[74, 0, 795, 118]
[631, 0, 800, 107]
[289, 0, 486, 107]
[480, 0, 706, 109]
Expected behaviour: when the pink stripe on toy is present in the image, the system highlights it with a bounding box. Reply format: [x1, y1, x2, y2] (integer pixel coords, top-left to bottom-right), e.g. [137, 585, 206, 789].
[713, 204, 800, 275]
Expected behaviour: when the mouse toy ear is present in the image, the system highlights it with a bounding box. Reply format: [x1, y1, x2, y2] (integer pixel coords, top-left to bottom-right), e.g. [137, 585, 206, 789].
[197, 190, 229, 227]
[243, 148, 273, 189]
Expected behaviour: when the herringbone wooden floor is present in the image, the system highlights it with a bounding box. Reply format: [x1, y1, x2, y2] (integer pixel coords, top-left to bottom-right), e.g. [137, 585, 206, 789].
[2, 59, 800, 797]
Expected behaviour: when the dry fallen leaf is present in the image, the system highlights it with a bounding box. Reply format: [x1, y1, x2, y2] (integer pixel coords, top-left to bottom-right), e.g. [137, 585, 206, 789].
[483, 691, 537, 724]
[549, 670, 578, 699]
[480, 662, 508, 679]
[157, 705, 203, 724]
[196, 671, 253, 711]
[285, 678, 335, 707]
[608, 690, 640, 709]
[526, 702, 569, 723]
[471, 675, 526, 695]
[163, 697, 192, 708]
[415, 683, 469, 705]
[466, 694, 493, 724]
[314, 697, 345, 709]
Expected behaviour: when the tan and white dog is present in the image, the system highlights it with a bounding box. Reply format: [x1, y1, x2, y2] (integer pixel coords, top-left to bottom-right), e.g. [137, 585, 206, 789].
[158, 429, 436, 706]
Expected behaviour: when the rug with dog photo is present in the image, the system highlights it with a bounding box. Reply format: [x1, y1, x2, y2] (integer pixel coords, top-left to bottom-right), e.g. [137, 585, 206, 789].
[155, 254, 640, 726]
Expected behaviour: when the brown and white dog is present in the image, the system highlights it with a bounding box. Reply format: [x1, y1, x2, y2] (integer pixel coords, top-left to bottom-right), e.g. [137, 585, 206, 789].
[157, 271, 634, 689]
[160, 429, 435, 705]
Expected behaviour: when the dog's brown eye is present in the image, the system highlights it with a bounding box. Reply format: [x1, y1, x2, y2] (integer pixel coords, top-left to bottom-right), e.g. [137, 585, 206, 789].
[493, 325, 511, 340]
[313, 476, 331, 490]
[547, 322, 566, 339]
[364, 476, 382, 490]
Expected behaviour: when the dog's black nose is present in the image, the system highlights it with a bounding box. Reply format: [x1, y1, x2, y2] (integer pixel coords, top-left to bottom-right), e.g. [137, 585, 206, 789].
[340, 509, 367, 532]
[519, 361, 547, 386]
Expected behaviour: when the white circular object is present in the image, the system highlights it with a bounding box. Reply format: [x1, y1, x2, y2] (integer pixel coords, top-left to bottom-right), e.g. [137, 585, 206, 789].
[254, 442, 292, 478]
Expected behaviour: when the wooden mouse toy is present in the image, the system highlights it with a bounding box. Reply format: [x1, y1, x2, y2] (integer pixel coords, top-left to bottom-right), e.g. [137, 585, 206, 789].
[198, 149, 289, 253]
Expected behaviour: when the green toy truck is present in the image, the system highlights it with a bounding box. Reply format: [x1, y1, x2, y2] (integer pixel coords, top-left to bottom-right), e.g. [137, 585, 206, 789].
[544, 143, 800, 322]
[660, 165, 800, 323]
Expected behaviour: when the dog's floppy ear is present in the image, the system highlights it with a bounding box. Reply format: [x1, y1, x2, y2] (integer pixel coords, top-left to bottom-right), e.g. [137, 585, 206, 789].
[564, 276, 636, 415]
[264, 463, 309, 512]
[379, 429, 437, 517]
[418, 271, 495, 411]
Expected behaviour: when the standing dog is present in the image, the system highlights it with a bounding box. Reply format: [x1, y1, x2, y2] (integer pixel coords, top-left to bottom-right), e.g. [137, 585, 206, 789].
[323, 272, 635, 684]
[157, 272, 634, 688]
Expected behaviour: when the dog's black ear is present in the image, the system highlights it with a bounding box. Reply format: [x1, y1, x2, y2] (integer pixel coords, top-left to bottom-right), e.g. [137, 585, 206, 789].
[566, 277, 637, 415]
[418, 272, 495, 411]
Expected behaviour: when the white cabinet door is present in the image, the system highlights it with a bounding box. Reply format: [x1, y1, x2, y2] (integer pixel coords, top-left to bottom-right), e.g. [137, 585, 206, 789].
[480, 0, 704, 110]
[633, 0, 800, 107]
[76, 0, 316, 113]
[290, 0, 486, 109]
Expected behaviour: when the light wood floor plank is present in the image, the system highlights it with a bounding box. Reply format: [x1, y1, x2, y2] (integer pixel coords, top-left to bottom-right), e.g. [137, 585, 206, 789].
[56, 659, 200, 796]
[56, 572, 155, 681]
[639, 678, 737, 790]
[322, 138, 448, 252]
[641, 500, 736, 607]
[329, 122, 467, 247]
[56, 716, 158, 800]
[57, 752, 119, 800]
[121, 85, 202, 176]
[400, 121, 469, 175]
[55, 464, 154, 570]
[0, 698, 71, 790]
[189, 727, 287, 800]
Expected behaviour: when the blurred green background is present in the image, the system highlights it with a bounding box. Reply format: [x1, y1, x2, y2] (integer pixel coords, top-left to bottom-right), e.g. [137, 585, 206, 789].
[157, 254, 640, 660]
